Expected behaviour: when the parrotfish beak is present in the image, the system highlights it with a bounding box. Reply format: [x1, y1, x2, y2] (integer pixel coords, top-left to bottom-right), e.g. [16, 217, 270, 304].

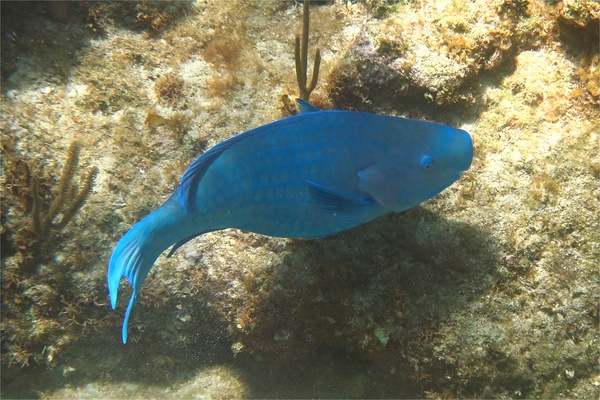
[454, 128, 474, 172]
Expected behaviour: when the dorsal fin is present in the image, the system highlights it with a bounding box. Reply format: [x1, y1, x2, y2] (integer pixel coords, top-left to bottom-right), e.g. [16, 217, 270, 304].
[179, 116, 306, 214]
[295, 98, 319, 113]
[179, 136, 243, 214]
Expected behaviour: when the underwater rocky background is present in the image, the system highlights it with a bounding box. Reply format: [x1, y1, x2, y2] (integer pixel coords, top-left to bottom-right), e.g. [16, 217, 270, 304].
[1, 0, 598, 398]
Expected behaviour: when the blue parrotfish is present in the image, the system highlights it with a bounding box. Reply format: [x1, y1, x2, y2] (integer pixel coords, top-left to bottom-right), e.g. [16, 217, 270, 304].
[108, 99, 473, 343]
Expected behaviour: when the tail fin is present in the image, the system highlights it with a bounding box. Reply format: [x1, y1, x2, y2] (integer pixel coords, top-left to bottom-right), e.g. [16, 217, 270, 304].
[108, 201, 182, 343]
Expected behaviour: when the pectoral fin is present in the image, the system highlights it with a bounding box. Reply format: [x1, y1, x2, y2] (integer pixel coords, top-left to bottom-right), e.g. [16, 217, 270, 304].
[358, 162, 402, 211]
[306, 180, 374, 219]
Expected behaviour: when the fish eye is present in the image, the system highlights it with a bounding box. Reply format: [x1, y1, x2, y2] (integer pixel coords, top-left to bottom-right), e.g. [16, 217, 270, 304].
[420, 155, 434, 170]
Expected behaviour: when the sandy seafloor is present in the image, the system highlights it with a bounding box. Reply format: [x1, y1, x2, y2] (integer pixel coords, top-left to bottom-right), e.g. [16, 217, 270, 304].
[1, 1, 598, 399]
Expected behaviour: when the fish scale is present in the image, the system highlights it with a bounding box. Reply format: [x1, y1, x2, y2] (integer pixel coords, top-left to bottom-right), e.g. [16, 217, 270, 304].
[199, 114, 378, 234]
[108, 101, 473, 343]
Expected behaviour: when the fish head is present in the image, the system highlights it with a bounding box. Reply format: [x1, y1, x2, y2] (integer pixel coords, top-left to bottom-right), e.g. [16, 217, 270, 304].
[407, 124, 473, 202]
[359, 122, 473, 212]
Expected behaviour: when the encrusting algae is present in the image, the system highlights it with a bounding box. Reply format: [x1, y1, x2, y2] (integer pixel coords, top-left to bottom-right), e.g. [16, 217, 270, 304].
[1, 1, 598, 398]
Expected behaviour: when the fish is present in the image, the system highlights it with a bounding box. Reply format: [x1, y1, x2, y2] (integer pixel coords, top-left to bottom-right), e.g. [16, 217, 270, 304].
[108, 99, 473, 343]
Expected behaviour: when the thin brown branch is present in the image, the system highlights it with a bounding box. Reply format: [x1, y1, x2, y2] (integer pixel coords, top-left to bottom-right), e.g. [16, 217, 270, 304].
[30, 141, 98, 237]
[294, 0, 321, 101]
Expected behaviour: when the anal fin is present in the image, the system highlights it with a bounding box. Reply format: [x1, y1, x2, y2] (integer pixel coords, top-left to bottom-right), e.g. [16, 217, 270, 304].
[166, 229, 217, 258]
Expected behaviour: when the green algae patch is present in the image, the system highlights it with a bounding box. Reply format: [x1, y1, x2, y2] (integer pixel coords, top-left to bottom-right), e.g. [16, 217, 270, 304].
[374, 327, 390, 346]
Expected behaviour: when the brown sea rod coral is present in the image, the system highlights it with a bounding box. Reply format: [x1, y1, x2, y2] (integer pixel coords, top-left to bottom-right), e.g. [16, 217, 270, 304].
[30, 141, 98, 239]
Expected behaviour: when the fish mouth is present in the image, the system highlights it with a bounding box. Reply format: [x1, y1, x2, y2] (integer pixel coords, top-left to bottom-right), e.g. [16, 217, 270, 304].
[460, 131, 474, 171]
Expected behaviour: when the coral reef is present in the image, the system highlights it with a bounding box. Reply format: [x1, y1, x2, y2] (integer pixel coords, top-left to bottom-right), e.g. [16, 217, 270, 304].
[1, 137, 99, 370]
[328, 0, 556, 109]
[45, 365, 248, 399]
[559, 0, 600, 32]
[1, 0, 598, 398]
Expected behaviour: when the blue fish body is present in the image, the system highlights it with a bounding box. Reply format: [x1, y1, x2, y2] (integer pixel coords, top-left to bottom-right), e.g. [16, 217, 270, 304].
[108, 101, 473, 343]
